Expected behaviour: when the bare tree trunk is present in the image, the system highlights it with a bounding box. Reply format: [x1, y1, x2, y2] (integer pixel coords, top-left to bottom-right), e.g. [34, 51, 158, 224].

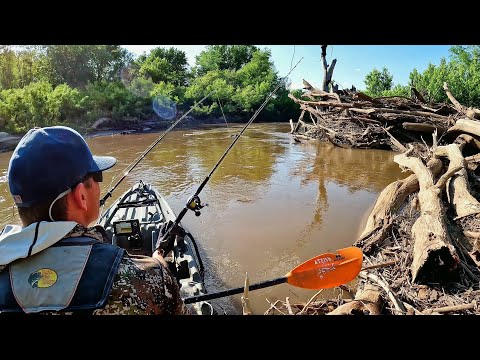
[357, 158, 443, 240]
[355, 159, 444, 254]
[394, 149, 460, 282]
[321, 45, 337, 93]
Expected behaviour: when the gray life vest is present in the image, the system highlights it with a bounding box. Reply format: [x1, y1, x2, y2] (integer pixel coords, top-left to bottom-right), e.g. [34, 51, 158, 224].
[0, 236, 124, 314]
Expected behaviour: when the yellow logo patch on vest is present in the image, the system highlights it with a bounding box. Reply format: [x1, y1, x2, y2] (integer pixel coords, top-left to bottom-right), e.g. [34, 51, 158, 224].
[28, 268, 58, 288]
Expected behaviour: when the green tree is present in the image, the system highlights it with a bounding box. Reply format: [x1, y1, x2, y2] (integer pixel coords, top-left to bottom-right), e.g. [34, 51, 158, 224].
[135, 47, 189, 87]
[0, 81, 82, 133]
[0, 47, 16, 89]
[406, 46, 480, 106]
[0, 46, 46, 89]
[185, 46, 283, 117]
[378, 84, 410, 97]
[364, 67, 393, 96]
[194, 45, 258, 76]
[41, 45, 132, 88]
[150, 81, 185, 106]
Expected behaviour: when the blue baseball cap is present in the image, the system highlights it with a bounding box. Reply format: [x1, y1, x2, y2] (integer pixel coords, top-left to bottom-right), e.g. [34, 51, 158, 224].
[8, 126, 117, 207]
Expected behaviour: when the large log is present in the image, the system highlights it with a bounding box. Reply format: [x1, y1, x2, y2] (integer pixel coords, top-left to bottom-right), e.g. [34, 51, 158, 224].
[466, 108, 480, 120]
[403, 122, 447, 134]
[457, 134, 480, 152]
[355, 215, 394, 254]
[447, 118, 480, 136]
[394, 151, 460, 282]
[463, 231, 480, 259]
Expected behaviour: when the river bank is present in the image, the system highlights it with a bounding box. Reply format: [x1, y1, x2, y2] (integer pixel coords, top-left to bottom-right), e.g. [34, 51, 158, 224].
[0, 116, 244, 153]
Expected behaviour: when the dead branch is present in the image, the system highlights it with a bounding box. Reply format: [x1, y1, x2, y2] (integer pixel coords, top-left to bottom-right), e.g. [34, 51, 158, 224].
[434, 144, 480, 219]
[411, 87, 426, 103]
[298, 289, 324, 315]
[358, 271, 406, 314]
[383, 127, 407, 152]
[362, 260, 397, 270]
[443, 82, 466, 114]
[354, 92, 382, 104]
[422, 301, 476, 314]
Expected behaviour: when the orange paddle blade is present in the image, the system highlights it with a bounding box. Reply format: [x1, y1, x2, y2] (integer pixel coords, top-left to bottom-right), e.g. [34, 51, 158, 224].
[285, 246, 363, 289]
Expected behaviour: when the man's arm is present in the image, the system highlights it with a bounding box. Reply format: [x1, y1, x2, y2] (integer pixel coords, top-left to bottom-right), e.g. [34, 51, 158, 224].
[93, 253, 190, 315]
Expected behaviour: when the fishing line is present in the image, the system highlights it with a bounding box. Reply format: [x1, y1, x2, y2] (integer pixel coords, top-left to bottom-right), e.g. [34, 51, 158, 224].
[159, 57, 304, 244]
[216, 94, 229, 129]
[290, 45, 296, 70]
[99, 91, 213, 212]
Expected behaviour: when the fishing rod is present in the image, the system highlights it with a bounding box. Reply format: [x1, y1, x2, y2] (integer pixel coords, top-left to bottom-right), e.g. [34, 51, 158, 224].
[99, 91, 213, 207]
[156, 57, 304, 250]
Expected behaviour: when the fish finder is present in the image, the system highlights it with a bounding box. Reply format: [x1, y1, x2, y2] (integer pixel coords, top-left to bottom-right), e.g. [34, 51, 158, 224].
[113, 219, 143, 249]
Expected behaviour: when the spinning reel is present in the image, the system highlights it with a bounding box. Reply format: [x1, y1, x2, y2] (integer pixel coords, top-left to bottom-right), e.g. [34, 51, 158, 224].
[186, 195, 208, 216]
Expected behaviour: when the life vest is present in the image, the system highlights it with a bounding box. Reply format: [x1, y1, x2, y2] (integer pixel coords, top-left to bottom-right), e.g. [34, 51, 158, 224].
[0, 236, 124, 314]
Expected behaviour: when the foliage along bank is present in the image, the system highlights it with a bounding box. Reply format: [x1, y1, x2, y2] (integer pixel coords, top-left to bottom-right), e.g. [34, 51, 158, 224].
[0, 45, 302, 135]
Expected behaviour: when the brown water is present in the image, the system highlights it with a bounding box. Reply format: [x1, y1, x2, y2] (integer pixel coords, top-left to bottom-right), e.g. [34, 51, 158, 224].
[0, 122, 407, 315]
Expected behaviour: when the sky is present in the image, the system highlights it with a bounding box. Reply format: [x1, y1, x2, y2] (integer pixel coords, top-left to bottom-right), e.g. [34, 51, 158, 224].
[122, 45, 453, 90]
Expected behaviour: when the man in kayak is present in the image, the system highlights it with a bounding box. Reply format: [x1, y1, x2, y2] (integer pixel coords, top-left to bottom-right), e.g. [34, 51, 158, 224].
[0, 125, 190, 315]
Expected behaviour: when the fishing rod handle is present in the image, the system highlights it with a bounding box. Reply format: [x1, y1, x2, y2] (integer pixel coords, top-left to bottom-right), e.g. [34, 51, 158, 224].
[183, 277, 287, 304]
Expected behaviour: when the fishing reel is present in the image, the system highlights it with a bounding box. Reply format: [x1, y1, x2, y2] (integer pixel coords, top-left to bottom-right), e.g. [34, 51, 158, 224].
[186, 195, 207, 216]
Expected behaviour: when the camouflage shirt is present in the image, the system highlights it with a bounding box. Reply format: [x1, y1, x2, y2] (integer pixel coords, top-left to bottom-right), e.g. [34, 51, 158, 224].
[47, 224, 191, 315]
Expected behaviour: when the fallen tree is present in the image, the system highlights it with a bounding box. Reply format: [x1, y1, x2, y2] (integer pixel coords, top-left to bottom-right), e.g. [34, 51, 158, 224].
[274, 82, 480, 315]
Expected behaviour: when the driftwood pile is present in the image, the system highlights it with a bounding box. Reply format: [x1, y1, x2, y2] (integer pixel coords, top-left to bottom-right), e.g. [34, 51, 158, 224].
[271, 81, 480, 315]
[288, 80, 479, 152]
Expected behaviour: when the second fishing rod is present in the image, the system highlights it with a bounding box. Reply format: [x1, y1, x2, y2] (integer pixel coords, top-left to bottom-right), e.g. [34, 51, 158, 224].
[156, 57, 304, 250]
[99, 91, 213, 208]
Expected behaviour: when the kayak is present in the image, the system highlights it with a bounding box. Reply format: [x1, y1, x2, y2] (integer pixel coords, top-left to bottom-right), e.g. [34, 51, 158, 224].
[97, 180, 214, 315]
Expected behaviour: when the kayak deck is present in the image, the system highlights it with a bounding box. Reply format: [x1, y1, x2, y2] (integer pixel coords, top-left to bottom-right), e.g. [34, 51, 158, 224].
[98, 180, 213, 315]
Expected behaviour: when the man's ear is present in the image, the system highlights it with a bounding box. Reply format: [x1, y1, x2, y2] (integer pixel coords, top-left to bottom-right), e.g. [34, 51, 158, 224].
[71, 182, 89, 211]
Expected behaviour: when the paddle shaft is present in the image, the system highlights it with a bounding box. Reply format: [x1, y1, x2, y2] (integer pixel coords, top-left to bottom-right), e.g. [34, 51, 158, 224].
[184, 276, 287, 304]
